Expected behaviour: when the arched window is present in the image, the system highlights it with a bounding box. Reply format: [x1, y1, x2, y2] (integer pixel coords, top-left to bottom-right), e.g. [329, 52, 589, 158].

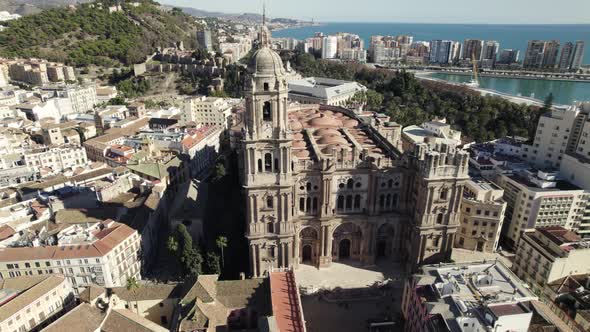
[437, 213, 444, 224]
[354, 195, 361, 209]
[337, 195, 344, 210]
[291, 161, 294, 171]
[339, 183, 345, 189]
[263, 101, 272, 121]
[312, 197, 318, 212]
[345, 195, 353, 209]
[388, 179, 393, 188]
[264, 153, 272, 172]
[274, 158, 279, 172]
[267, 222, 274, 233]
[346, 179, 354, 189]
[379, 195, 385, 208]
[299, 197, 305, 212]
[257, 159, 262, 172]
[306, 182, 312, 191]
[386, 194, 392, 208]
[392, 194, 398, 208]
[263, 82, 269, 91]
[266, 196, 273, 209]
[306, 197, 311, 213]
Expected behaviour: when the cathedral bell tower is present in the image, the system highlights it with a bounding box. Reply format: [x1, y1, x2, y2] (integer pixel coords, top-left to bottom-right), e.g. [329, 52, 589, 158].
[241, 12, 295, 277]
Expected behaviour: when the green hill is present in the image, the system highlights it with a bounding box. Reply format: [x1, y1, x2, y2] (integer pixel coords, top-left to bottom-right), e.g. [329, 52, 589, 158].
[0, 0, 204, 66]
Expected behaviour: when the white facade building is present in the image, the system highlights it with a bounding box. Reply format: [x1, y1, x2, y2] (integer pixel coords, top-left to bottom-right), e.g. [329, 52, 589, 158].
[182, 96, 235, 128]
[321, 36, 338, 59]
[23, 145, 88, 174]
[288, 77, 366, 106]
[0, 221, 141, 289]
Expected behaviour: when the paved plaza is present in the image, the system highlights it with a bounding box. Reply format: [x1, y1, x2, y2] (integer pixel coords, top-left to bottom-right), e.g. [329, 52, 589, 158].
[295, 259, 406, 292]
[295, 260, 405, 332]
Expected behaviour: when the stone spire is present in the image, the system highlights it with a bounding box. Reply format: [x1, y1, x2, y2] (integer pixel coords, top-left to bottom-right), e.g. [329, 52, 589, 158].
[259, 1, 271, 48]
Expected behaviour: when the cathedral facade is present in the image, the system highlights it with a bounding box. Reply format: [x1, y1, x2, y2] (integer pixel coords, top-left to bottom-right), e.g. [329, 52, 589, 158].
[238, 26, 469, 277]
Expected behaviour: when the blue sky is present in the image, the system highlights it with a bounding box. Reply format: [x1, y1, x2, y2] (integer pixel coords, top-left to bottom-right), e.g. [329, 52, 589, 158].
[160, 0, 590, 24]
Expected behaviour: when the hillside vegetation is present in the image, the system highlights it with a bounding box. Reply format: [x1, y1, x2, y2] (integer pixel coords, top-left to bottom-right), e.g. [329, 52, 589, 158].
[0, 0, 203, 66]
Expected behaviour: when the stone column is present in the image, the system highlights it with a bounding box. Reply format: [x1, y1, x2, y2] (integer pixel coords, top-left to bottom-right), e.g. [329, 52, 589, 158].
[294, 228, 300, 266]
[325, 225, 333, 262]
[250, 244, 257, 278]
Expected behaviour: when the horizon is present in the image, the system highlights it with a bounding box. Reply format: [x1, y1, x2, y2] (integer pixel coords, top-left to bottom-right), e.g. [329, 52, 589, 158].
[160, 0, 590, 25]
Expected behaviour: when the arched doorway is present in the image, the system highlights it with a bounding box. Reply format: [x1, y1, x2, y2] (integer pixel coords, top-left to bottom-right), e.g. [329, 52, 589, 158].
[302, 245, 312, 262]
[376, 223, 395, 259]
[332, 223, 362, 262]
[299, 227, 318, 265]
[339, 239, 351, 259]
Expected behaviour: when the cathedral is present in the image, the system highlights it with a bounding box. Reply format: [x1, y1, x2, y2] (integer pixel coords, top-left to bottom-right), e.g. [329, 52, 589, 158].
[237, 22, 469, 277]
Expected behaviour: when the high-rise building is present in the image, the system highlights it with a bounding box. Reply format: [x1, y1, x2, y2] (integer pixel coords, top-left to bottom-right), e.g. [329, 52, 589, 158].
[428, 40, 453, 64]
[196, 29, 213, 51]
[481, 40, 500, 68]
[523, 40, 547, 69]
[497, 49, 520, 64]
[493, 169, 588, 248]
[541, 40, 560, 69]
[558, 41, 575, 71]
[461, 39, 484, 60]
[571, 41, 585, 71]
[321, 35, 338, 59]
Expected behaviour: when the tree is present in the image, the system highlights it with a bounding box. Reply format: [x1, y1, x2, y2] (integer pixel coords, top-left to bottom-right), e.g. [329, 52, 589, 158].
[542, 93, 554, 112]
[168, 224, 203, 277]
[216, 236, 228, 268]
[204, 252, 221, 274]
[125, 276, 140, 315]
[213, 162, 226, 182]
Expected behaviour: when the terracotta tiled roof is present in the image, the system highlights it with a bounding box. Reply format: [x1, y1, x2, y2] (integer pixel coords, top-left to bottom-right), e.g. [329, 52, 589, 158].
[78, 284, 105, 303]
[0, 275, 66, 322]
[43, 303, 105, 332]
[0, 222, 135, 262]
[0, 225, 16, 241]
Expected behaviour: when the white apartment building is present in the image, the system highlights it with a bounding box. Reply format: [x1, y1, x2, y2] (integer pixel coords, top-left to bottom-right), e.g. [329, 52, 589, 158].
[0, 275, 76, 332]
[494, 169, 589, 248]
[513, 226, 590, 293]
[321, 36, 338, 59]
[23, 145, 88, 173]
[288, 77, 366, 106]
[181, 125, 223, 177]
[524, 102, 590, 170]
[456, 178, 507, 252]
[0, 221, 141, 289]
[182, 96, 234, 127]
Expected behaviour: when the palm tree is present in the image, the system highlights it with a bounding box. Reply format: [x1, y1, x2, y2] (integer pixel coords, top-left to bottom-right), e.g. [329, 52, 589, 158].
[126, 276, 140, 315]
[216, 236, 228, 268]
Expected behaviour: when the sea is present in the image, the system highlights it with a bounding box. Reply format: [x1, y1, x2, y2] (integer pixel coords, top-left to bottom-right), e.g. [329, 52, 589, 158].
[273, 23, 590, 104]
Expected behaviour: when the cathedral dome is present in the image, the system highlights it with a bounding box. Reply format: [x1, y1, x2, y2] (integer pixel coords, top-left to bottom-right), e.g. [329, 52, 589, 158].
[249, 47, 286, 76]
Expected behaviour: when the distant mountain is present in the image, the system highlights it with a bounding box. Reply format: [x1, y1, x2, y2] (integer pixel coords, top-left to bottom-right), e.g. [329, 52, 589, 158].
[167, 5, 309, 25]
[0, 0, 93, 16]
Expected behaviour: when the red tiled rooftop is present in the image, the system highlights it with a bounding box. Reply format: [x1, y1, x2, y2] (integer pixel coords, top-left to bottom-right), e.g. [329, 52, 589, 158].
[0, 225, 16, 241]
[488, 303, 528, 317]
[537, 226, 581, 245]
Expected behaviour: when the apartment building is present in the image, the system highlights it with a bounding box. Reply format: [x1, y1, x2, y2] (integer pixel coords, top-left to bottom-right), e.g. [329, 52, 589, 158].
[182, 96, 233, 127]
[402, 261, 537, 332]
[456, 178, 507, 252]
[523, 103, 589, 169]
[0, 221, 141, 289]
[23, 145, 88, 174]
[513, 226, 590, 293]
[494, 169, 588, 248]
[0, 275, 76, 332]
